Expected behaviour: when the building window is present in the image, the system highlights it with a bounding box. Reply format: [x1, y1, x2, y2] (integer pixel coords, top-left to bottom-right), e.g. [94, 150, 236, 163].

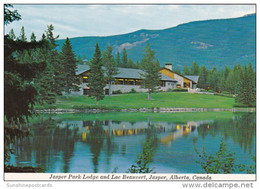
[82, 76, 88, 83]
[135, 79, 142, 86]
[115, 79, 124, 85]
[161, 81, 166, 87]
[125, 79, 134, 85]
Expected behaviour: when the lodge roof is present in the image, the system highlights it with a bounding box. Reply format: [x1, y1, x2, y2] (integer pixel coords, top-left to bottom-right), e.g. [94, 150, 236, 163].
[184, 75, 200, 83]
[76, 65, 176, 82]
[159, 67, 199, 83]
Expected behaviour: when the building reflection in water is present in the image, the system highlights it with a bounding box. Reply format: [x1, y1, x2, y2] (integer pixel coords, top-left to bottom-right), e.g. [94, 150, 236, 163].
[76, 120, 211, 146]
[9, 113, 255, 173]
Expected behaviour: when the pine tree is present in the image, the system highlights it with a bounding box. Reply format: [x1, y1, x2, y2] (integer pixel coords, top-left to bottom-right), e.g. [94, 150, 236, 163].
[102, 45, 118, 96]
[82, 53, 87, 60]
[45, 24, 63, 95]
[88, 43, 105, 104]
[173, 67, 181, 75]
[17, 26, 30, 63]
[236, 64, 256, 106]
[4, 4, 21, 25]
[30, 32, 36, 42]
[77, 55, 83, 64]
[33, 30, 57, 104]
[121, 48, 128, 68]
[18, 26, 27, 41]
[4, 5, 46, 165]
[190, 62, 200, 75]
[198, 66, 208, 89]
[225, 69, 237, 94]
[219, 65, 230, 92]
[8, 29, 16, 40]
[140, 43, 161, 100]
[60, 37, 79, 98]
[116, 51, 121, 67]
[207, 67, 219, 92]
[127, 58, 138, 68]
[183, 65, 190, 75]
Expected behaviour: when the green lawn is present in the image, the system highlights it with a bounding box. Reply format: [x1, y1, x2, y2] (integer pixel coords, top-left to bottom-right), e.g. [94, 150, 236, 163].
[36, 92, 236, 109]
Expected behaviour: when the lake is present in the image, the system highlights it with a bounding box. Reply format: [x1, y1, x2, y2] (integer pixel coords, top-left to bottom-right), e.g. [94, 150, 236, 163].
[9, 112, 255, 173]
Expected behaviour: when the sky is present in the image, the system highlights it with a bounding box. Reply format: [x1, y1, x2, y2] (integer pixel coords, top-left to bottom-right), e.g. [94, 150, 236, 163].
[4, 4, 256, 40]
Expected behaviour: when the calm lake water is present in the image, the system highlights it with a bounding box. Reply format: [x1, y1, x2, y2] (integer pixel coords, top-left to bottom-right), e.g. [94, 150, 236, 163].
[9, 112, 255, 173]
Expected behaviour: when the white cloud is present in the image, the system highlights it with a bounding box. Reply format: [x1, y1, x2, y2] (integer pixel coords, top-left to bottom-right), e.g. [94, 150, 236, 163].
[4, 4, 255, 40]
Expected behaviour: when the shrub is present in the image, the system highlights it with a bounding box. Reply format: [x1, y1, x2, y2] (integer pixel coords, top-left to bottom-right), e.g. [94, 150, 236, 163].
[222, 91, 230, 95]
[173, 88, 188, 92]
[127, 138, 155, 173]
[112, 90, 122, 94]
[207, 90, 214, 93]
[195, 138, 256, 174]
[233, 103, 255, 108]
[195, 139, 236, 173]
[129, 88, 137, 93]
[215, 93, 234, 98]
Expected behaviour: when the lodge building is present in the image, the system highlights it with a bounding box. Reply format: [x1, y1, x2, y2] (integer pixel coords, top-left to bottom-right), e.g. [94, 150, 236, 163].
[74, 63, 199, 95]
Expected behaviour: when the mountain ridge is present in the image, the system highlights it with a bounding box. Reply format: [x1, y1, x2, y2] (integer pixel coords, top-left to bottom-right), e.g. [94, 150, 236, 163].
[56, 13, 255, 70]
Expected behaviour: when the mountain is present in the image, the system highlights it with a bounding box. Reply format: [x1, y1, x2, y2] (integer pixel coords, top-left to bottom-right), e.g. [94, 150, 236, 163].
[56, 14, 255, 70]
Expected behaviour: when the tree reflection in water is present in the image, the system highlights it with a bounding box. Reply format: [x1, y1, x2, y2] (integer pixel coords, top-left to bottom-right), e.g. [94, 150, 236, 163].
[197, 113, 256, 154]
[14, 117, 78, 172]
[84, 120, 105, 173]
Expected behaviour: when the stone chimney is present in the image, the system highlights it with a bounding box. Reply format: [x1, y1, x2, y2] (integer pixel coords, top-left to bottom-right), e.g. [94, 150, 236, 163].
[165, 63, 172, 70]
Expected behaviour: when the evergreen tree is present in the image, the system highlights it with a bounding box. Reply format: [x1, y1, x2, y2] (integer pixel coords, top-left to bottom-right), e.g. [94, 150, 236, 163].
[121, 48, 128, 68]
[183, 65, 190, 75]
[136, 60, 142, 69]
[219, 65, 230, 92]
[173, 67, 181, 75]
[207, 67, 219, 91]
[8, 29, 16, 40]
[17, 26, 30, 63]
[140, 43, 161, 100]
[18, 26, 27, 41]
[82, 53, 87, 60]
[4, 5, 46, 166]
[116, 51, 121, 67]
[198, 66, 208, 89]
[127, 58, 138, 68]
[236, 64, 256, 106]
[30, 32, 36, 42]
[34, 63, 56, 104]
[77, 55, 83, 64]
[60, 38, 79, 98]
[46, 24, 59, 49]
[87, 43, 105, 104]
[45, 24, 63, 95]
[102, 45, 118, 96]
[190, 62, 200, 75]
[32, 29, 57, 104]
[4, 4, 21, 25]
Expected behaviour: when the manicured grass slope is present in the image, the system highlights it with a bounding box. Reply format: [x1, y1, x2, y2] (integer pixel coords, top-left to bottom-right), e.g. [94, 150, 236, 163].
[40, 92, 235, 109]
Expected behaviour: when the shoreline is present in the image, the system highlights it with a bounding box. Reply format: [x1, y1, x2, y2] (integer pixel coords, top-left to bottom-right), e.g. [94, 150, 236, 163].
[35, 107, 256, 113]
